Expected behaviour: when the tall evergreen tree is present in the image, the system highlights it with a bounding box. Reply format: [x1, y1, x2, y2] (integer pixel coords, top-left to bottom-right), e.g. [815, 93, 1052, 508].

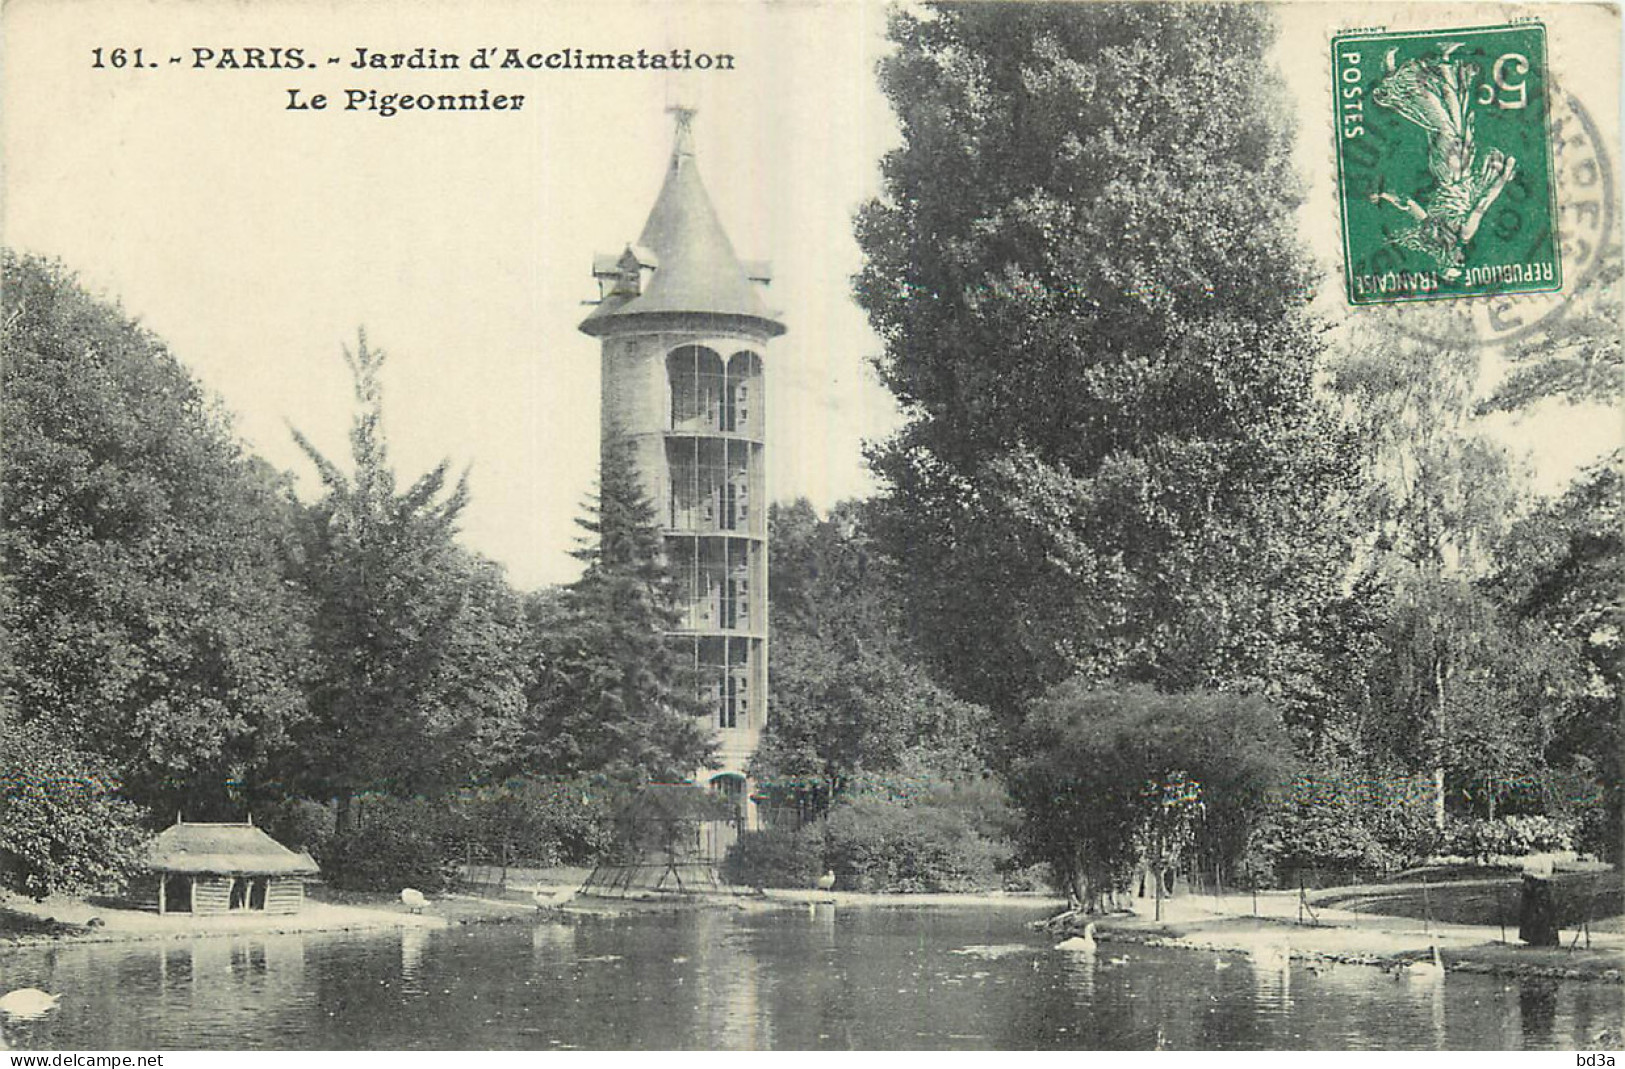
[524, 432, 714, 783]
[853, 4, 1354, 727]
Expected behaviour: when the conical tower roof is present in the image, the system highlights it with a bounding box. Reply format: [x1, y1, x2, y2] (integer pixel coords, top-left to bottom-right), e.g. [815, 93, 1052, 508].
[581, 109, 784, 338]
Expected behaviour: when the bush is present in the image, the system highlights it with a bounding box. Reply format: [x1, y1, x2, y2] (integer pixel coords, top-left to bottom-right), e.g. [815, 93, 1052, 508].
[825, 789, 1012, 893]
[257, 798, 336, 862]
[0, 722, 151, 899]
[1441, 815, 1576, 862]
[1241, 770, 1437, 887]
[724, 775, 1017, 893]
[453, 776, 624, 867]
[721, 824, 826, 889]
[322, 794, 459, 893]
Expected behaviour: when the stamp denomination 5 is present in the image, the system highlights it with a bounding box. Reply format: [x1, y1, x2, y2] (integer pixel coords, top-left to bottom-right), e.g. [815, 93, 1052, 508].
[1333, 23, 1561, 306]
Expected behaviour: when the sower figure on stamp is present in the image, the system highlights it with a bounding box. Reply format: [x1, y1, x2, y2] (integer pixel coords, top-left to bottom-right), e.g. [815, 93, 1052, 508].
[1368, 42, 1519, 280]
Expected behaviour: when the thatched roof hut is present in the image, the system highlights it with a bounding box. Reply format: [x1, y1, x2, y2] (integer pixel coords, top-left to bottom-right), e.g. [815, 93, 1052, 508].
[138, 820, 319, 915]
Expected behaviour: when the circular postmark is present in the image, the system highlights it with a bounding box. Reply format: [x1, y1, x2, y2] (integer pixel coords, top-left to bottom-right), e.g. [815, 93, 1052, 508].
[1367, 82, 1615, 350]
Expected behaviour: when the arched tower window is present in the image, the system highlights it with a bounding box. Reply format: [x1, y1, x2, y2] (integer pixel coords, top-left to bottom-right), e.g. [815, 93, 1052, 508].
[667, 346, 725, 432]
[724, 351, 762, 435]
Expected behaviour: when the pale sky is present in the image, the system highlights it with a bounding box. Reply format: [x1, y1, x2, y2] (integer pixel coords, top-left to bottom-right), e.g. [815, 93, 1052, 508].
[5, 1, 1619, 590]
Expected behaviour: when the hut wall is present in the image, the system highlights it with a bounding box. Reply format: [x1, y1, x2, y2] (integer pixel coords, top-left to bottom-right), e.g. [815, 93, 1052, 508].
[130, 875, 162, 913]
[265, 878, 305, 914]
[192, 876, 234, 915]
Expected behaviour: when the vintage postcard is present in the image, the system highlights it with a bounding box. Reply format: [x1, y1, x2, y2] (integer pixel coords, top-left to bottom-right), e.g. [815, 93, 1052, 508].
[2, 0, 1620, 1057]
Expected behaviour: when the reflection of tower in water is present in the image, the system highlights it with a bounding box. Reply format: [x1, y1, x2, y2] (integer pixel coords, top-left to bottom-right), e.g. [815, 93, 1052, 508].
[1519, 977, 1559, 1044]
[687, 911, 767, 1049]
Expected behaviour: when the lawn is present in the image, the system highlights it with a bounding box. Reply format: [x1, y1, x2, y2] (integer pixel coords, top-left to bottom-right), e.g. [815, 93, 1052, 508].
[1313, 867, 1623, 935]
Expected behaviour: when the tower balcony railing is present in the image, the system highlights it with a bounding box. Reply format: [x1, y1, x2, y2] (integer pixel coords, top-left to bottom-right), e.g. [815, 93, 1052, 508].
[669, 412, 763, 441]
[667, 503, 764, 538]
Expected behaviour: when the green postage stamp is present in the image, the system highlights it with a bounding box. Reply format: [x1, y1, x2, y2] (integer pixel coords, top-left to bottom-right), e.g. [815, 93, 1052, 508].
[1333, 23, 1561, 305]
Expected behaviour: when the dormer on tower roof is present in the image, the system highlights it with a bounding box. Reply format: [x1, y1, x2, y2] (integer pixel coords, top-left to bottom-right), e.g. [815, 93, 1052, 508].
[580, 107, 785, 338]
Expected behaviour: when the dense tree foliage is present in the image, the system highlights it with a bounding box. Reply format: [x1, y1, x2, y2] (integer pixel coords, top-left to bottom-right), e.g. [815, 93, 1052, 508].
[1489, 454, 1624, 857]
[1009, 683, 1294, 910]
[753, 500, 991, 817]
[288, 334, 527, 819]
[854, 3, 1354, 725]
[1, 252, 311, 818]
[0, 714, 150, 899]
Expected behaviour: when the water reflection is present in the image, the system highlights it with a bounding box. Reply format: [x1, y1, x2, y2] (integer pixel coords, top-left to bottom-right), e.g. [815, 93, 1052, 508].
[1520, 977, 1559, 1043]
[1249, 959, 1293, 1012]
[0, 908, 1618, 1050]
[1055, 944, 1097, 999]
[530, 920, 576, 960]
[399, 927, 428, 995]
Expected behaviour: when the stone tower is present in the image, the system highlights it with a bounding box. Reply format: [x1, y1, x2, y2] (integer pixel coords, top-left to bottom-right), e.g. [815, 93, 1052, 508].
[579, 107, 783, 826]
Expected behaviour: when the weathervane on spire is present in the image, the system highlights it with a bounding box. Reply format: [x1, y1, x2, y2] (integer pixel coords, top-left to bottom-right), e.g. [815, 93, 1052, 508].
[667, 102, 698, 160]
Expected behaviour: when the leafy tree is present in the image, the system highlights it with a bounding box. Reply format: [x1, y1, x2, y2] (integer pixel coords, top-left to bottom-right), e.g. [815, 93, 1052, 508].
[1, 251, 311, 817]
[754, 500, 991, 818]
[1481, 247, 1622, 414]
[289, 332, 526, 818]
[1008, 682, 1293, 912]
[854, 3, 1354, 727]
[0, 714, 150, 899]
[523, 432, 714, 783]
[1240, 768, 1438, 885]
[1326, 323, 1528, 825]
[1489, 453, 1624, 857]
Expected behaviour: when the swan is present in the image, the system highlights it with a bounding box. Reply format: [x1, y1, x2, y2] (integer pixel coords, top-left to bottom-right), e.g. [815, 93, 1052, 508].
[0, 989, 62, 1019]
[1054, 921, 1097, 952]
[532, 887, 576, 909]
[1402, 945, 1444, 980]
[399, 888, 428, 913]
[816, 870, 836, 892]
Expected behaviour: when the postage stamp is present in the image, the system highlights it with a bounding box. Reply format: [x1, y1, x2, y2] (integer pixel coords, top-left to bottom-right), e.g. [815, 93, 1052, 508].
[1333, 22, 1562, 305]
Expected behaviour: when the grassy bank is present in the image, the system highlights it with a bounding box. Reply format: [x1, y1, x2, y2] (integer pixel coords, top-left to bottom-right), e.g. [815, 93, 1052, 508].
[1042, 864, 1624, 984]
[1310, 866, 1623, 934]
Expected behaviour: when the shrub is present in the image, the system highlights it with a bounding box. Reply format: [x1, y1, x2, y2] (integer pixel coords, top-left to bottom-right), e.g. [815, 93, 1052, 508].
[724, 775, 1017, 893]
[257, 798, 336, 862]
[1241, 769, 1437, 887]
[322, 794, 460, 893]
[825, 789, 1012, 893]
[0, 722, 151, 899]
[1442, 815, 1576, 862]
[453, 775, 624, 867]
[721, 824, 826, 889]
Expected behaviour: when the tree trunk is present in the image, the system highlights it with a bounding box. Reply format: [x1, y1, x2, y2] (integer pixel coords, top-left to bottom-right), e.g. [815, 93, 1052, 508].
[1432, 653, 1448, 830]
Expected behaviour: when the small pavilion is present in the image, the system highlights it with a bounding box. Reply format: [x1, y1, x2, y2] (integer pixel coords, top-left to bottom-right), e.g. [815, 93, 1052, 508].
[136, 819, 319, 915]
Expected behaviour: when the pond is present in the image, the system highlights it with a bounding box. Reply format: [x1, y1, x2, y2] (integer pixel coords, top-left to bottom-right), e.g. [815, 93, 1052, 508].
[0, 905, 1618, 1050]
